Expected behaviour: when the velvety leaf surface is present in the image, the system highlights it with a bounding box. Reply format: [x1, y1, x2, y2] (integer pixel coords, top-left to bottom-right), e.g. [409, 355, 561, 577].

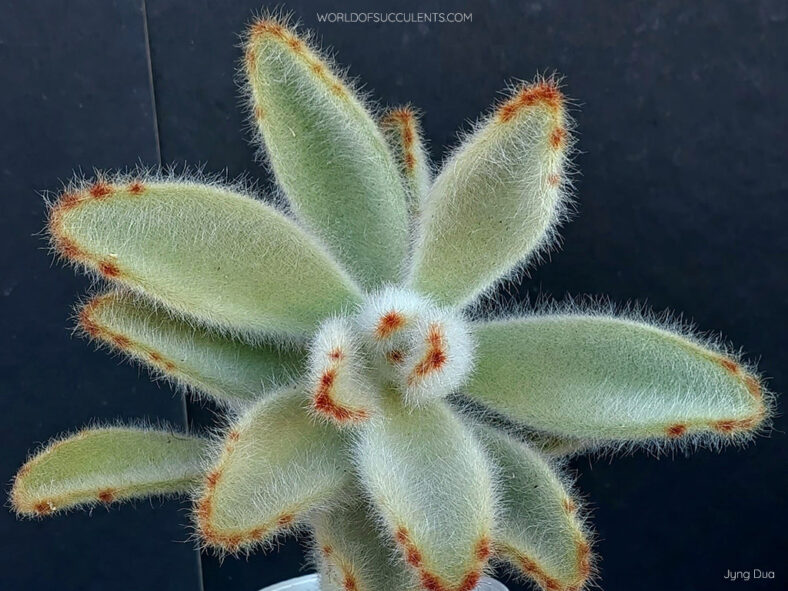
[12, 427, 207, 516]
[468, 315, 768, 443]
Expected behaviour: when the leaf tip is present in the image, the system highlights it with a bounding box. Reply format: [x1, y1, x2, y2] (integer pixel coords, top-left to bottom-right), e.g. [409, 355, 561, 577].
[496, 78, 565, 124]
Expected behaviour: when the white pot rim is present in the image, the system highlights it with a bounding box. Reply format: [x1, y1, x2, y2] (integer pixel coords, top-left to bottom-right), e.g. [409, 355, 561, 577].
[260, 573, 508, 590]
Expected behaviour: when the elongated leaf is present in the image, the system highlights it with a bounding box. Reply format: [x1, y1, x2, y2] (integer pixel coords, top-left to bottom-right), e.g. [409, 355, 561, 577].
[467, 315, 769, 442]
[195, 387, 351, 553]
[476, 426, 592, 591]
[49, 178, 360, 338]
[409, 79, 571, 306]
[381, 106, 431, 217]
[312, 498, 419, 591]
[355, 391, 496, 591]
[245, 19, 409, 287]
[11, 427, 207, 516]
[80, 291, 305, 407]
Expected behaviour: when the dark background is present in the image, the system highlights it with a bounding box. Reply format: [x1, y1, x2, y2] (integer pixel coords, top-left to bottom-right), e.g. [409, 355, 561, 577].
[1, 1, 785, 590]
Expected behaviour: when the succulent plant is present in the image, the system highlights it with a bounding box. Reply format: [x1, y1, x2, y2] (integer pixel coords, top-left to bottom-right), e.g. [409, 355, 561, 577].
[11, 12, 773, 591]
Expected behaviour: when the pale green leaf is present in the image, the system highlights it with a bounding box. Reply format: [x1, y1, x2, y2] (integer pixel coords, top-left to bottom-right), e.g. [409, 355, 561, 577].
[355, 390, 496, 590]
[312, 498, 419, 591]
[409, 79, 571, 306]
[195, 387, 351, 553]
[12, 427, 207, 516]
[476, 425, 592, 591]
[467, 315, 768, 443]
[49, 178, 360, 339]
[80, 291, 305, 407]
[245, 19, 409, 287]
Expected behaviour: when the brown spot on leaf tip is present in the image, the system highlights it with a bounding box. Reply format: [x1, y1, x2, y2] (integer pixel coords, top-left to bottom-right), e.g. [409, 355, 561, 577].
[276, 513, 294, 527]
[249, 527, 266, 540]
[98, 489, 115, 503]
[329, 81, 346, 97]
[382, 108, 419, 172]
[376, 311, 406, 338]
[55, 236, 81, 259]
[128, 181, 145, 195]
[563, 497, 577, 513]
[205, 470, 221, 489]
[550, 127, 567, 149]
[227, 430, 241, 442]
[383, 107, 414, 127]
[328, 347, 344, 361]
[402, 124, 415, 147]
[98, 260, 121, 278]
[547, 173, 561, 187]
[343, 574, 359, 591]
[79, 304, 102, 337]
[497, 80, 564, 123]
[667, 424, 687, 438]
[406, 545, 423, 567]
[225, 534, 242, 550]
[313, 385, 369, 424]
[409, 323, 447, 384]
[34, 501, 54, 515]
[475, 536, 492, 561]
[89, 181, 113, 199]
[287, 36, 304, 53]
[250, 19, 287, 41]
[711, 416, 760, 434]
[322, 544, 333, 556]
[719, 357, 740, 374]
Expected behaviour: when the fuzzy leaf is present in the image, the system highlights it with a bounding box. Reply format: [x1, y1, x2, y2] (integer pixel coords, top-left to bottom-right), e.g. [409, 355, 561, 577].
[49, 179, 360, 338]
[355, 391, 496, 591]
[80, 291, 305, 407]
[476, 426, 592, 591]
[195, 387, 351, 553]
[467, 315, 768, 442]
[381, 106, 431, 216]
[245, 19, 409, 287]
[409, 79, 571, 306]
[11, 427, 207, 516]
[312, 499, 419, 591]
